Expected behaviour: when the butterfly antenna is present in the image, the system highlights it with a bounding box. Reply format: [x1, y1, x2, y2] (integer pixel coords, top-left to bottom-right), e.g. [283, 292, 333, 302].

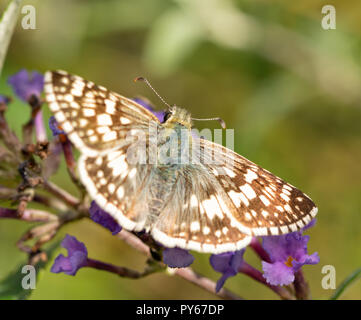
[191, 117, 227, 129]
[134, 77, 171, 109]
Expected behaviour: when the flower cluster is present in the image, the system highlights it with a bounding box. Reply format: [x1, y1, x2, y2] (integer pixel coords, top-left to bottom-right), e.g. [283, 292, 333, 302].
[7, 69, 44, 102]
[6, 69, 46, 141]
[261, 229, 319, 286]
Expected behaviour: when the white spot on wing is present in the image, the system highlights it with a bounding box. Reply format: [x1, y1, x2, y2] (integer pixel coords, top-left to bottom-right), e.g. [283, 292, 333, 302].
[240, 184, 256, 200]
[190, 195, 198, 207]
[244, 169, 258, 183]
[97, 114, 112, 126]
[190, 221, 200, 232]
[103, 131, 117, 142]
[259, 195, 271, 206]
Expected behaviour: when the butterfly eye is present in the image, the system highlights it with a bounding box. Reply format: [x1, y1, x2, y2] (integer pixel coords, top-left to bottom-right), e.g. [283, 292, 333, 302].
[163, 111, 172, 122]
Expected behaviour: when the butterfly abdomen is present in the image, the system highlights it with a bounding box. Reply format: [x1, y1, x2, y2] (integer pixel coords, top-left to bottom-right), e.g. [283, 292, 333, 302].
[145, 167, 178, 227]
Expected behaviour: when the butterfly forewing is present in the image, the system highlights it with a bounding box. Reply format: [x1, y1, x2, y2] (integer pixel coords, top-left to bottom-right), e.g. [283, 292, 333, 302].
[78, 147, 153, 231]
[44, 70, 159, 156]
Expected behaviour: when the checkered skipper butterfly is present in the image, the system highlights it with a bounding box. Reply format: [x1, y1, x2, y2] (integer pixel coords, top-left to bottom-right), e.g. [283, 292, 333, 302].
[44, 70, 318, 254]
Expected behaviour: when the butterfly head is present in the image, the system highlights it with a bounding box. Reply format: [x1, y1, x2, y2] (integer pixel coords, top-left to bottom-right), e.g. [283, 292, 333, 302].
[163, 105, 192, 129]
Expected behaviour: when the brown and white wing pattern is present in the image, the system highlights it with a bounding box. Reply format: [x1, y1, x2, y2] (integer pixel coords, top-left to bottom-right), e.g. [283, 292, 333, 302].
[78, 148, 152, 232]
[44, 70, 160, 157]
[44, 70, 159, 231]
[195, 138, 318, 237]
[151, 166, 252, 254]
[44, 70, 318, 254]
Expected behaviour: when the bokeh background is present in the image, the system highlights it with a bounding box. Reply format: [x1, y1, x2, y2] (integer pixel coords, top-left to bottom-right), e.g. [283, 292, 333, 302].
[0, 0, 360, 299]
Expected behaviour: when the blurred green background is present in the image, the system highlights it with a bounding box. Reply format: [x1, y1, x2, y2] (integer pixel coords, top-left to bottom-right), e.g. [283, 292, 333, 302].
[0, 0, 361, 299]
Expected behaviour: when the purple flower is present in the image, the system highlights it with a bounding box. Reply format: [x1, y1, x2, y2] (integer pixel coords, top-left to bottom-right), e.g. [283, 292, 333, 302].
[48, 116, 76, 170]
[0, 95, 10, 105]
[163, 247, 194, 268]
[8, 69, 44, 102]
[49, 116, 65, 136]
[51, 234, 88, 276]
[89, 201, 122, 235]
[210, 250, 245, 292]
[261, 227, 320, 286]
[132, 97, 165, 122]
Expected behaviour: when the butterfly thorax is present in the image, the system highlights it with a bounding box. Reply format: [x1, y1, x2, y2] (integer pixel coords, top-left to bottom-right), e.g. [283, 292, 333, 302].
[163, 106, 192, 130]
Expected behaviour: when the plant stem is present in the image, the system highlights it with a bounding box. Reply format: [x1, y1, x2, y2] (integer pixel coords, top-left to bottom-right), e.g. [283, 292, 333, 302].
[86, 258, 158, 279]
[294, 269, 310, 300]
[116, 229, 243, 300]
[174, 267, 244, 300]
[249, 237, 271, 262]
[42, 180, 80, 208]
[0, 0, 24, 77]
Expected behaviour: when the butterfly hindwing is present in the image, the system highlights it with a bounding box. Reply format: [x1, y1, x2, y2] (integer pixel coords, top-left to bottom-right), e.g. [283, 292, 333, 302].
[151, 165, 252, 254]
[198, 138, 318, 236]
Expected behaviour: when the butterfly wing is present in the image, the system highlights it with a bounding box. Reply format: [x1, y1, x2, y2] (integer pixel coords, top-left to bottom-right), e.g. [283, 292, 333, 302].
[44, 70, 318, 254]
[44, 70, 160, 157]
[151, 165, 252, 254]
[78, 149, 152, 231]
[196, 138, 318, 236]
[150, 136, 317, 253]
[45, 70, 159, 230]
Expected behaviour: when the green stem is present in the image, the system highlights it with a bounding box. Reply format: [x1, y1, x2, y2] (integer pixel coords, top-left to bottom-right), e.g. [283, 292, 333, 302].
[330, 267, 361, 300]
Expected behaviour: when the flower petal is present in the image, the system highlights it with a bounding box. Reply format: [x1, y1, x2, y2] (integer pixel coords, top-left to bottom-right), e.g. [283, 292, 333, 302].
[163, 247, 194, 268]
[210, 250, 245, 292]
[8, 69, 44, 102]
[132, 97, 165, 122]
[285, 233, 311, 262]
[292, 252, 320, 271]
[89, 201, 122, 235]
[262, 235, 289, 263]
[302, 219, 316, 231]
[51, 235, 88, 276]
[210, 252, 234, 273]
[50, 254, 72, 274]
[49, 116, 65, 136]
[62, 234, 88, 257]
[262, 261, 295, 286]
[215, 270, 235, 293]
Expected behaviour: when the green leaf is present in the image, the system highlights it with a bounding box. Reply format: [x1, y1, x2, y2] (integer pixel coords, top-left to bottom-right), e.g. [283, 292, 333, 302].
[0, 241, 60, 300]
[330, 267, 361, 300]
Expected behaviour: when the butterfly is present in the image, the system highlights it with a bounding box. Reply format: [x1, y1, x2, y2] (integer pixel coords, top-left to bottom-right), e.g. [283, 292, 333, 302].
[44, 70, 318, 254]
